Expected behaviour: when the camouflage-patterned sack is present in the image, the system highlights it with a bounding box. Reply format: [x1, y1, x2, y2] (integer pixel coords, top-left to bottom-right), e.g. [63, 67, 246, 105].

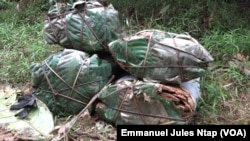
[30, 49, 112, 116]
[108, 29, 214, 84]
[96, 76, 200, 125]
[44, 0, 122, 53]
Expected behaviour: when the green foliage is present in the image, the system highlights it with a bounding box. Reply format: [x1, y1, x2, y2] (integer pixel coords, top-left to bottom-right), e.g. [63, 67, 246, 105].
[0, 0, 12, 10]
[200, 29, 250, 60]
[0, 3, 60, 83]
[197, 71, 228, 115]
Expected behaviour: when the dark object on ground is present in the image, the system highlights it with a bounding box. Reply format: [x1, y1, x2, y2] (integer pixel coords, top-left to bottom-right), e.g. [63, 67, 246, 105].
[10, 93, 37, 119]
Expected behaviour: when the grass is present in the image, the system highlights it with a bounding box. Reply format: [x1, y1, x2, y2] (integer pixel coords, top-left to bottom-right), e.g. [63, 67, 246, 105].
[0, 2, 61, 84]
[200, 29, 250, 60]
[0, 0, 249, 137]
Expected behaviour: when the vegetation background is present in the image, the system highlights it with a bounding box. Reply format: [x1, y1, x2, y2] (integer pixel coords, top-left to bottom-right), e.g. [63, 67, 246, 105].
[0, 0, 250, 140]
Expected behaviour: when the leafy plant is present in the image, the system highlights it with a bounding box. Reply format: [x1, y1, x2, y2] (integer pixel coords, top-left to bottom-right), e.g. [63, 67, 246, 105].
[0, 3, 60, 84]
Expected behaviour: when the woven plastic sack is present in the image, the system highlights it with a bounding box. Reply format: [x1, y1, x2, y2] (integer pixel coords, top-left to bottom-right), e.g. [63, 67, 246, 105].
[43, 0, 122, 52]
[108, 29, 214, 84]
[96, 75, 200, 125]
[30, 49, 112, 116]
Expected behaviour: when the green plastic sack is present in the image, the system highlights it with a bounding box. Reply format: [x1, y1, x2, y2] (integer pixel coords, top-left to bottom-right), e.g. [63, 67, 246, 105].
[108, 29, 214, 84]
[96, 76, 197, 125]
[43, 0, 122, 53]
[30, 49, 112, 116]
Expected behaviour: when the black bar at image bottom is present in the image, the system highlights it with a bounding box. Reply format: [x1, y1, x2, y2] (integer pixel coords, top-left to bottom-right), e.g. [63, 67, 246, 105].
[116, 125, 250, 141]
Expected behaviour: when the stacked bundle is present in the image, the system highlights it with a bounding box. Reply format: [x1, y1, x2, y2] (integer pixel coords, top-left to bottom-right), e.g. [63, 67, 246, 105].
[108, 29, 214, 84]
[95, 29, 213, 125]
[30, 0, 214, 124]
[96, 76, 201, 125]
[30, 49, 112, 116]
[43, 0, 122, 52]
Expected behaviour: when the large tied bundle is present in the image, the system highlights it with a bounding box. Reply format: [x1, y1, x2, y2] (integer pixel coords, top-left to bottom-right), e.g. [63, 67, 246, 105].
[108, 29, 214, 84]
[43, 0, 122, 52]
[96, 76, 200, 125]
[30, 49, 112, 116]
